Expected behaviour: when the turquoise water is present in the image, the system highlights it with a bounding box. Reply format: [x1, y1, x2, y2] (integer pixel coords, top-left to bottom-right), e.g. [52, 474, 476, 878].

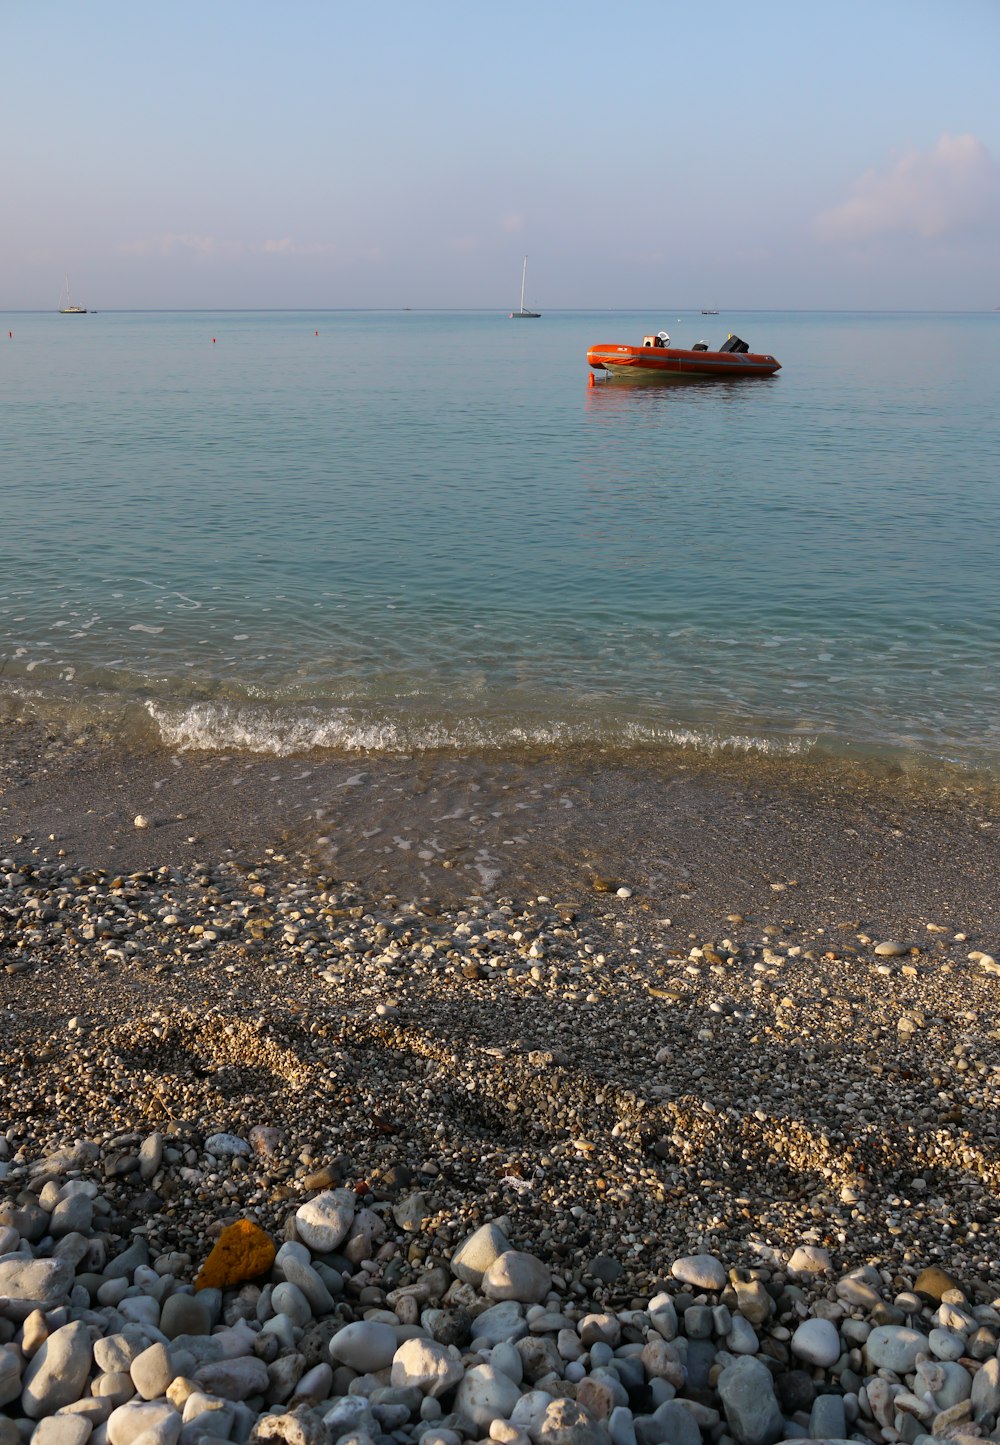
[1, 309, 998, 772]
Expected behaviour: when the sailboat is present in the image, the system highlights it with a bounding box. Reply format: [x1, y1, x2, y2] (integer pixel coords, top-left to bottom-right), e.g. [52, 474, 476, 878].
[509, 256, 540, 318]
[58, 276, 87, 314]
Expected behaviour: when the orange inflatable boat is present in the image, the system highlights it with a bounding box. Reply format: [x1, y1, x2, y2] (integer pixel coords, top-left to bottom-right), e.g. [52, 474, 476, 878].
[588, 331, 781, 380]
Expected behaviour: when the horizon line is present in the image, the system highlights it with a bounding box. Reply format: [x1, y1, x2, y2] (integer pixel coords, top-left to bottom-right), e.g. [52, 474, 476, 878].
[3, 306, 997, 316]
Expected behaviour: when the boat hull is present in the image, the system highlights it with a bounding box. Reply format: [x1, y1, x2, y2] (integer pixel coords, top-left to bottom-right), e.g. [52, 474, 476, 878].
[587, 343, 780, 379]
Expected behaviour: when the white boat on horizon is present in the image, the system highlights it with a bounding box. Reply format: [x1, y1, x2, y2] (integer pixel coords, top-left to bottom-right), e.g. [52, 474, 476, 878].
[58, 276, 87, 314]
[509, 256, 540, 318]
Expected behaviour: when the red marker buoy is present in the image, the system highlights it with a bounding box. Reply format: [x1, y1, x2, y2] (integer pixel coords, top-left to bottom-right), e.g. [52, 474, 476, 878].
[587, 372, 595, 388]
[212, 337, 216, 344]
[314, 329, 318, 336]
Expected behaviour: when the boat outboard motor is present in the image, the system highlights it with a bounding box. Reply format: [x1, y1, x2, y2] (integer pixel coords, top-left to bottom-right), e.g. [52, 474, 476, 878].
[719, 334, 750, 353]
[656, 331, 670, 348]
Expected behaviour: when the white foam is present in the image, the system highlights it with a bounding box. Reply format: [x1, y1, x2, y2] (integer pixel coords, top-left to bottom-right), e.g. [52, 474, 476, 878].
[144, 699, 814, 760]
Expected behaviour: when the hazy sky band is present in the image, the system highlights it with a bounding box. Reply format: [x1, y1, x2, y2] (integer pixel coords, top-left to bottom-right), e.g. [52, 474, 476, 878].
[4, 0, 998, 310]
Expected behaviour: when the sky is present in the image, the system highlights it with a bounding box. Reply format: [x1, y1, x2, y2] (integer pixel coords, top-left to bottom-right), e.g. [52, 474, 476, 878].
[3, 0, 999, 311]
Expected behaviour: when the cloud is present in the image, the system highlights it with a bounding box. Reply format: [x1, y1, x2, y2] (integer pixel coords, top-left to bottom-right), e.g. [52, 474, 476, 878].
[119, 234, 333, 260]
[261, 237, 334, 257]
[118, 233, 240, 258]
[815, 133, 1000, 243]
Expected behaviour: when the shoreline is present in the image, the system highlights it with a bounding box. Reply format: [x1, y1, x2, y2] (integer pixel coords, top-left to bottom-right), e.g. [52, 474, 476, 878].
[4, 715, 1000, 1441]
[1, 716, 998, 926]
[2, 716, 1000, 1284]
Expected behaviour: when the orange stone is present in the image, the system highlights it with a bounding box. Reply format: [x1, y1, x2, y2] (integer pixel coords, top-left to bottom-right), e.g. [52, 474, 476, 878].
[194, 1219, 276, 1291]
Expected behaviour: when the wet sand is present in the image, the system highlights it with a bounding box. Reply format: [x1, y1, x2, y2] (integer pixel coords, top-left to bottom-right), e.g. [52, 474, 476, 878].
[2, 717, 998, 934]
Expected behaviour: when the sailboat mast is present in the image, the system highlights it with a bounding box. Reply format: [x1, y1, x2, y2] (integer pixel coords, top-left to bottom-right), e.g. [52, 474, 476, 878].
[520, 257, 527, 313]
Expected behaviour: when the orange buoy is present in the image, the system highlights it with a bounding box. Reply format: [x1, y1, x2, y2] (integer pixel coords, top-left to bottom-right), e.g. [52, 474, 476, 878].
[587, 372, 595, 388]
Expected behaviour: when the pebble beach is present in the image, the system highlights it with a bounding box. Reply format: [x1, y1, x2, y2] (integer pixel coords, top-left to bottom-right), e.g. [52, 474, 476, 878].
[3, 720, 1000, 1445]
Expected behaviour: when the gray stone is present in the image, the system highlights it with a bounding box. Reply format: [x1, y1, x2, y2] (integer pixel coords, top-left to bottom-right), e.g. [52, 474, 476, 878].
[469, 1299, 528, 1346]
[294, 1191, 356, 1253]
[787, 1246, 832, 1276]
[684, 1306, 712, 1339]
[181, 1391, 235, 1441]
[160, 1293, 213, 1340]
[726, 1316, 759, 1355]
[391, 1339, 464, 1398]
[865, 1326, 930, 1375]
[578, 1314, 620, 1348]
[650, 1402, 699, 1445]
[130, 1343, 174, 1401]
[28, 1416, 93, 1445]
[93, 1373, 136, 1407]
[535, 1397, 606, 1445]
[929, 1327, 967, 1362]
[22, 1321, 94, 1419]
[810, 1395, 847, 1439]
[835, 1276, 882, 1310]
[275, 1242, 336, 1315]
[450, 1222, 511, 1287]
[272, 1282, 313, 1329]
[50, 1194, 94, 1238]
[608, 1406, 637, 1445]
[791, 1318, 841, 1368]
[204, 1133, 251, 1158]
[489, 1341, 524, 1386]
[921, 1361, 972, 1411]
[194, 1357, 270, 1401]
[646, 1293, 678, 1342]
[588, 1256, 622, 1284]
[640, 1338, 684, 1390]
[327, 1322, 397, 1373]
[717, 1356, 784, 1445]
[0, 1345, 23, 1409]
[106, 1403, 181, 1445]
[0, 1258, 74, 1304]
[139, 1134, 164, 1182]
[252, 1405, 331, 1445]
[971, 1357, 1000, 1421]
[119, 1296, 161, 1330]
[268, 1353, 306, 1405]
[104, 1240, 150, 1281]
[34, 1142, 101, 1176]
[733, 1279, 773, 1326]
[482, 1250, 552, 1305]
[94, 1335, 146, 1375]
[322, 1396, 375, 1437]
[392, 1191, 432, 1233]
[670, 1254, 727, 1292]
[453, 1364, 523, 1429]
[517, 1335, 564, 1383]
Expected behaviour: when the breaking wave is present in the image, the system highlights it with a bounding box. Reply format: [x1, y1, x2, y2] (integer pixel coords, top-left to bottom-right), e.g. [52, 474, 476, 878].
[144, 699, 814, 759]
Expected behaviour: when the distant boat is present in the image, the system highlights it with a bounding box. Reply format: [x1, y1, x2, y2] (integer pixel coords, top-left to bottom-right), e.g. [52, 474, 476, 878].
[701, 308, 719, 315]
[509, 256, 540, 318]
[58, 276, 87, 314]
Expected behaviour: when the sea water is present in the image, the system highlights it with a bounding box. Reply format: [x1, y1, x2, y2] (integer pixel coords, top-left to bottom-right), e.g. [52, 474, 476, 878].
[1, 309, 997, 775]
